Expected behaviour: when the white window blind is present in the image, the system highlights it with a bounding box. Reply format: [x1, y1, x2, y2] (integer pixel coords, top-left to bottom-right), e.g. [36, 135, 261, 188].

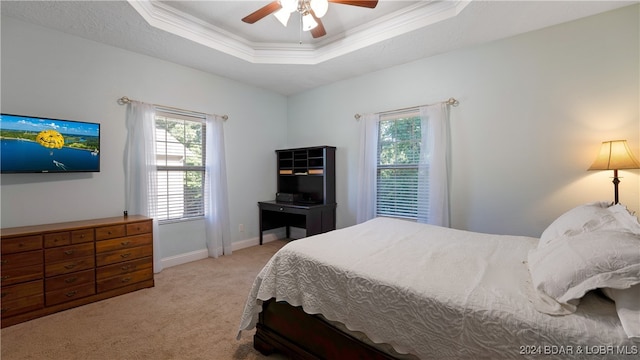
[376, 111, 424, 219]
[155, 110, 206, 222]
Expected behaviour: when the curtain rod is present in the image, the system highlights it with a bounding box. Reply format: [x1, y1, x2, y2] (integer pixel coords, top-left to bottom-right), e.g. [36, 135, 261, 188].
[354, 97, 459, 120]
[117, 96, 228, 121]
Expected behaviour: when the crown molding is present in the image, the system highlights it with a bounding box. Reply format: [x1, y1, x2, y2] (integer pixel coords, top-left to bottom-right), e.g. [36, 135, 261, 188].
[127, 0, 471, 65]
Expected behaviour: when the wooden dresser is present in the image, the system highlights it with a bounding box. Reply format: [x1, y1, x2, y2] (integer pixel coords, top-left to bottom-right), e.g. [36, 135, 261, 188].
[1, 215, 154, 328]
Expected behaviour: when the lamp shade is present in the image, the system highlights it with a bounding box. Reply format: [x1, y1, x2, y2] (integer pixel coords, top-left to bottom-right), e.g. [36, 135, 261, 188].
[588, 140, 640, 170]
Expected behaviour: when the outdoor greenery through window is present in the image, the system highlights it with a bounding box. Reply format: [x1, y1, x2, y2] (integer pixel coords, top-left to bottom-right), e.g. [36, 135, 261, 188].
[377, 111, 422, 219]
[155, 110, 206, 222]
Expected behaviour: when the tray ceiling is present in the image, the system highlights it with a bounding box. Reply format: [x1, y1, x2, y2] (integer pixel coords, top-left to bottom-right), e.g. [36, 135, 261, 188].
[1, 0, 634, 95]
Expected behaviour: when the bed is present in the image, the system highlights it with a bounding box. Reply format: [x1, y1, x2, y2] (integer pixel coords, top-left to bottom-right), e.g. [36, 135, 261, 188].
[238, 203, 640, 359]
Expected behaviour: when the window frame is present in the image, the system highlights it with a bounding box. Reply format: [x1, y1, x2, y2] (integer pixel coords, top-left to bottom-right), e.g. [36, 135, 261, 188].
[154, 109, 207, 224]
[375, 109, 423, 220]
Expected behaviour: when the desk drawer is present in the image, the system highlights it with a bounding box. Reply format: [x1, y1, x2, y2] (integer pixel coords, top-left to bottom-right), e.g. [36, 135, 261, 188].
[260, 203, 308, 215]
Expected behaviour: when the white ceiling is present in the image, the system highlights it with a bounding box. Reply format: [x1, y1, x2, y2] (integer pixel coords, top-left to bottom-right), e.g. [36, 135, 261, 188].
[1, 0, 635, 95]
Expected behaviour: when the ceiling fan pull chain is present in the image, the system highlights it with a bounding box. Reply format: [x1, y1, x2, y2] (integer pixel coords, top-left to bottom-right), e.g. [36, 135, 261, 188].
[299, 13, 303, 45]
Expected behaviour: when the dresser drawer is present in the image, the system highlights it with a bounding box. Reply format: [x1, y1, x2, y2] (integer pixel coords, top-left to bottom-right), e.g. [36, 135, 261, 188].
[1, 293, 44, 318]
[97, 268, 153, 293]
[1, 250, 43, 271]
[95, 225, 126, 240]
[71, 229, 94, 244]
[97, 257, 152, 280]
[1, 280, 43, 303]
[1, 235, 42, 254]
[126, 221, 152, 236]
[96, 246, 153, 267]
[45, 269, 95, 292]
[96, 234, 152, 253]
[45, 243, 94, 263]
[45, 283, 95, 306]
[44, 231, 71, 248]
[1, 263, 43, 286]
[45, 256, 95, 277]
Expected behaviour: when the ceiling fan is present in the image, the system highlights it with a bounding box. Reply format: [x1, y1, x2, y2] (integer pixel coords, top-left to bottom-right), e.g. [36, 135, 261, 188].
[242, 0, 379, 39]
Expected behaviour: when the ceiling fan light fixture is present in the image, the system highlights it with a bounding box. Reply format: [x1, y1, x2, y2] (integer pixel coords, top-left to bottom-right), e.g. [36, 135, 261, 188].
[310, 0, 329, 18]
[279, 0, 298, 13]
[302, 12, 318, 31]
[274, 8, 291, 26]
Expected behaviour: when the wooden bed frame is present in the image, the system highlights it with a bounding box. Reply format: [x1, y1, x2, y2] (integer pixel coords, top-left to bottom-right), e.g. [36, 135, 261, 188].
[254, 299, 402, 359]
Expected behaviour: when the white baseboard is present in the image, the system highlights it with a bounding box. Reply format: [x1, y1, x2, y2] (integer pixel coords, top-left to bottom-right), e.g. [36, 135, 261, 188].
[160, 229, 287, 269]
[161, 249, 209, 269]
[232, 229, 286, 251]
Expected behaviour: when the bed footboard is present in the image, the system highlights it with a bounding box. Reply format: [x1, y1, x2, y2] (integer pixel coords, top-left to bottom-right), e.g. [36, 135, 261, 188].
[254, 299, 398, 359]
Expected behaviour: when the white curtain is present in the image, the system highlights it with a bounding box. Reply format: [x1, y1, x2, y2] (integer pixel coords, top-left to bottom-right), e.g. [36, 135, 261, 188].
[418, 104, 451, 227]
[124, 101, 163, 273]
[204, 114, 232, 257]
[356, 113, 379, 223]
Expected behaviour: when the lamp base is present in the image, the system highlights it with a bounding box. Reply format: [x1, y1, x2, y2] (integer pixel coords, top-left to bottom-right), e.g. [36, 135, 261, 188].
[612, 169, 620, 204]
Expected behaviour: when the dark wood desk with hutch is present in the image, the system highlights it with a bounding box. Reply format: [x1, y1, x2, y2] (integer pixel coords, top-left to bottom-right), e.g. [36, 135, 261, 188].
[258, 146, 336, 244]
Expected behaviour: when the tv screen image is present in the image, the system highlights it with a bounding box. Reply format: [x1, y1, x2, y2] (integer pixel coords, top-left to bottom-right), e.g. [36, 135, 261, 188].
[0, 113, 100, 173]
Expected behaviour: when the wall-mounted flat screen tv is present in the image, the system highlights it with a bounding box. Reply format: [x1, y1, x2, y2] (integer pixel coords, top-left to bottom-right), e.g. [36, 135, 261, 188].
[0, 113, 100, 173]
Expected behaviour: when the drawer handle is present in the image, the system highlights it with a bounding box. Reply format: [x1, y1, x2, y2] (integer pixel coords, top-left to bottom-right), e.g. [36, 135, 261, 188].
[64, 250, 75, 255]
[121, 277, 132, 283]
[121, 241, 130, 246]
[121, 265, 132, 271]
[0, 260, 7, 265]
[64, 263, 77, 270]
[65, 277, 78, 284]
[1, 292, 8, 298]
[65, 291, 78, 297]
[279, 207, 284, 211]
[1, 275, 10, 280]
[120, 253, 131, 259]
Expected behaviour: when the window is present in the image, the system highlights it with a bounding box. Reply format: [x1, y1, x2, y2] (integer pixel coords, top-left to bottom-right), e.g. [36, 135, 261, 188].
[376, 111, 423, 219]
[155, 110, 206, 222]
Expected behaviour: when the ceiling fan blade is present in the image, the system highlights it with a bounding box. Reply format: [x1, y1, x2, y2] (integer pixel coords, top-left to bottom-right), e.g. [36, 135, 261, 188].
[242, 1, 282, 24]
[310, 11, 327, 38]
[328, 0, 378, 8]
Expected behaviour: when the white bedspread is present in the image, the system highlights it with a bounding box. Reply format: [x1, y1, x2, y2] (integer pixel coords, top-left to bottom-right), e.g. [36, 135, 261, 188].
[238, 217, 638, 359]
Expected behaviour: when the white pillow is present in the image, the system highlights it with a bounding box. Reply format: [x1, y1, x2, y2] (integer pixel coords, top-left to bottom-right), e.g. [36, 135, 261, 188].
[528, 229, 640, 315]
[602, 284, 640, 339]
[539, 202, 612, 247]
[539, 202, 640, 248]
[608, 204, 640, 234]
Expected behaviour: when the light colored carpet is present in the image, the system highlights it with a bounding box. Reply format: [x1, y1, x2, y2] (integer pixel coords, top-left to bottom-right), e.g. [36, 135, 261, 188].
[1, 240, 289, 360]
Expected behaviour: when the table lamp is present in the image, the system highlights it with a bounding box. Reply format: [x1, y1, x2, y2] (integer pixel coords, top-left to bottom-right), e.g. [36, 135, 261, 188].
[588, 139, 640, 204]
